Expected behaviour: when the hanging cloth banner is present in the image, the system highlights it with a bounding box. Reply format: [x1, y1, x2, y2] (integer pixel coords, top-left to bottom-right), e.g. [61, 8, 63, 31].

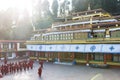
[27, 44, 120, 53]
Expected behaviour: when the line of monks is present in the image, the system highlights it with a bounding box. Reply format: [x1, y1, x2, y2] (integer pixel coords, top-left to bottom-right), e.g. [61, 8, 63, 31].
[0, 60, 34, 78]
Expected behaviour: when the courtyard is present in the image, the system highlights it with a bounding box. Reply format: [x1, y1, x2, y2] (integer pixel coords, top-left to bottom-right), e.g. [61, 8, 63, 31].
[1, 61, 120, 80]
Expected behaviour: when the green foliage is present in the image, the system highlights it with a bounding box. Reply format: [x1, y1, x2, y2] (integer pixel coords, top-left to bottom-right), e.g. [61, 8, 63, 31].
[89, 0, 102, 9]
[59, 0, 71, 17]
[72, 0, 88, 12]
[102, 0, 117, 13]
[34, 17, 53, 29]
[32, 0, 54, 30]
[72, 0, 119, 15]
[42, 0, 51, 17]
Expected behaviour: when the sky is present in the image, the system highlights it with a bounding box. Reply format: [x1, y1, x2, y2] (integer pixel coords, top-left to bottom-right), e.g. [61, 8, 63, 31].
[0, 0, 36, 18]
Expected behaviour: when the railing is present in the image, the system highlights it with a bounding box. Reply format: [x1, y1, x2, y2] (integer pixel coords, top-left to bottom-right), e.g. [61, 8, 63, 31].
[86, 38, 120, 42]
[52, 15, 114, 26]
[0, 48, 16, 52]
[18, 48, 27, 51]
[26, 37, 120, 44]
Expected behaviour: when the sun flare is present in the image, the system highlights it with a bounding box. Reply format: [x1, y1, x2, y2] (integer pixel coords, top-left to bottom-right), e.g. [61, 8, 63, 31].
[0, 0, 33, 16]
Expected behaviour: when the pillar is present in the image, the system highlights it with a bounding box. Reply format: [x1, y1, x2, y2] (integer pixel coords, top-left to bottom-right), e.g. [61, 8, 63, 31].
[0, 44, 1, 60]
[58, 52, 60, 62]
[72, 52, 75, 60]
[14, 43, 18, 58]
[104, 54, 107, 64]
[4, 53, 7, 64]
[0, 52, 1, 60]
[28, 51, 30, 57]
[46, 52, 50, 62]
[86, 53, 89, 66]
[105, 28, 110, 38]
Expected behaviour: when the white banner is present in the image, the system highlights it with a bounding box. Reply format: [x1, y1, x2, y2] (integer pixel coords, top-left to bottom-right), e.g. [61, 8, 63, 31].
[62, 45, 70, 52]
[56, 45, 64, 52]
[37, 45, 46, 51]
[46, 45, 56, 52]
[26, 44, 120, 53]
[70, 44, 85, 52]
[85, 44, 102, 53]
[102, 44, 120, 53]
[27, 45, 32, 50]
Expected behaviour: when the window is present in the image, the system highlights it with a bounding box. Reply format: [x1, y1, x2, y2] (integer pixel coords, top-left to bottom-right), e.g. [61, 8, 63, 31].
[45, 36, 48, 40]
[60, 34, 63, 40]
[113, 54, 120, 62]
[10, 43, 13, 49]
[68, 33, 70, 39]
[20, 43, 26, 48]
[8, 52, 12, 57]
[49, 35, 52, 40]
[75, 53, 86, 60]
[94, 53, 104, 61]
[78, 33, 81, 39]
[3, 43, 9, 49]
[63, 34, 65, 40]
[70, 33, 73, 39]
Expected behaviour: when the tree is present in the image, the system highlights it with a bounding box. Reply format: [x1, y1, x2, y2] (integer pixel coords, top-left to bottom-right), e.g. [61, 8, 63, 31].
[72, 0, 119, 15]
[31, 0, 53, 30]
[52, 0, 59, 18]
[102, 0, 117, 14]
[42, 0, 51, 17]
[88, 0, 101, 9]
[59, 0, 71, 17]
[14, 10, 33, 40]
[0, 9, 16, 40]
[72, 0, 88, 12]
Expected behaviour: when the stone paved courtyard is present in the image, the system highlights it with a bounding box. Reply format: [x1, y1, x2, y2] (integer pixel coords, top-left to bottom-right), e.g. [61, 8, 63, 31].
[1, 61, 120, 80]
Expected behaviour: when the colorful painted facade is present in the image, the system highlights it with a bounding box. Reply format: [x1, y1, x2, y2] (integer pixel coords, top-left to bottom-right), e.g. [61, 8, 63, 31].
[26, 9, 120, 67]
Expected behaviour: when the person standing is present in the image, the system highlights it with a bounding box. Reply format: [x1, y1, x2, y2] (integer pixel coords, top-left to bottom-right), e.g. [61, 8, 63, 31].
[0, 73, 3, 78]
[4, 57, 7, 64]
[0, 66, 3, 78]
[38, 66, 42, 78]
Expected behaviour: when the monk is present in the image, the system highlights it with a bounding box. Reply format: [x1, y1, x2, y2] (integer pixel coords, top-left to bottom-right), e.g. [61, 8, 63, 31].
[0, 73, 3, 78]
[38, 66, 42, 77]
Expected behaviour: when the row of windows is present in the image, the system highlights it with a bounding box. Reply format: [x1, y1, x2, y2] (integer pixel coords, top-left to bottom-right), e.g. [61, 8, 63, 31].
[0, 53, 12, 58]
[93, 32, 105, 38]
[111, 31, 120, 38]
[92, 31, 120, 38]
[34, 33, 87, 41]
[0, 43, 25, 49]
[33, 31, 120, 41]
[0, 43, 15, 49]
[74, 53, 120, 62]
[29, 52, 120, 62]
[45, 33, 74, 40]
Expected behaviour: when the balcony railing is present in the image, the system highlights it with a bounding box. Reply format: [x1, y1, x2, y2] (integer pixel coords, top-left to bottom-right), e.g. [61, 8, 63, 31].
[0, 48, 16, 52]
[26, 37, 120, 44]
